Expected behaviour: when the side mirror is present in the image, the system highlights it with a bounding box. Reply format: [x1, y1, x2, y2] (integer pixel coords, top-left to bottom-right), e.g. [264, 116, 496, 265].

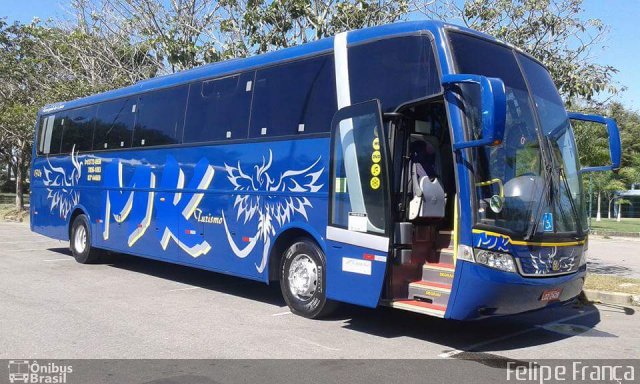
[568, 112, 622, 173]
[442, 74, 507, 150]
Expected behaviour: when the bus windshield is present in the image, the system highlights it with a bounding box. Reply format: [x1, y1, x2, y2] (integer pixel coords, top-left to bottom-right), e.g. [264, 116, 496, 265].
[448, 32, 585, 239]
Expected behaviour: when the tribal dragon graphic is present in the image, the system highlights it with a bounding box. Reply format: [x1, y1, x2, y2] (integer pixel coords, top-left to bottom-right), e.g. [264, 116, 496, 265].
[530, 246, 578, 275]
[223, 150, 324, 273]
[42, 145, 82, 220]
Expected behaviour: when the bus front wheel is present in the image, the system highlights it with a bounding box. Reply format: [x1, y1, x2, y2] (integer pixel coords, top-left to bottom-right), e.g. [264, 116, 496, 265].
[280, 238, 336, 319]
[70, 214, 100, 264]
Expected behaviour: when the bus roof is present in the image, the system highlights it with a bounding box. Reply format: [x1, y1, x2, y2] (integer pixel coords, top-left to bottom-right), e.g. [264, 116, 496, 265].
[39, 20, 499, 114]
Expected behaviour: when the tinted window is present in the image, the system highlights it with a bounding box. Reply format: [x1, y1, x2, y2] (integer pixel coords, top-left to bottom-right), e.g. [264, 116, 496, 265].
[93, 97, 136, 150]
[44, 113, 66, 155]
[250, 55, 337, 138]
[449, 33, 528, 91]
[448, 32, 547, 235]
[349, 36, 440, 111]
[331, 110, 389, 234]
[61, 105, 96, 153]
[183, 72, 254, 143]
[37, 115, 55, 155]
[134, 85, 188, 147]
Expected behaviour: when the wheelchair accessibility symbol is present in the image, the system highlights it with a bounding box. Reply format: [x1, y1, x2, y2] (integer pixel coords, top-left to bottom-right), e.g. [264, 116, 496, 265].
[543, 212, 554, 232]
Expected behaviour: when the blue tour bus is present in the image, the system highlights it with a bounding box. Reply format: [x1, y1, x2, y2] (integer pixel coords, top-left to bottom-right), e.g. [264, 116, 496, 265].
[30, 21, 621, 320]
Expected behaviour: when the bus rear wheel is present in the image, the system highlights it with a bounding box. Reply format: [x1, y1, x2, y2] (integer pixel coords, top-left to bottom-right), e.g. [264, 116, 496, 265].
[70, 214, 100, 264]
[280, 238, 336, 319]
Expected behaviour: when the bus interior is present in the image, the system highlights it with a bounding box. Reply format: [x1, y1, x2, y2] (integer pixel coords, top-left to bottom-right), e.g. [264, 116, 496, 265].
[385, 97, 458, 305]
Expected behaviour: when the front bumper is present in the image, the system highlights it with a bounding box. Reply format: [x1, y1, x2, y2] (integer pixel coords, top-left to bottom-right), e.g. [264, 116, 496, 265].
[447, 260, 586, 320]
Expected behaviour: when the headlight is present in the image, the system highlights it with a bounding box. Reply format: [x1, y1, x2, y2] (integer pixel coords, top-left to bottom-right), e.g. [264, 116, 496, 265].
[474, 249, 516, 273]
[580, 239, 588, 266]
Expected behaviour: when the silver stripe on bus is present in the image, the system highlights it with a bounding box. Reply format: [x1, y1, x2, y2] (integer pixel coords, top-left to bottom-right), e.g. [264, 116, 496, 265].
[334, 31, 351, 108]
[128, 173, 155, 246]
[326, 226, 389, 253]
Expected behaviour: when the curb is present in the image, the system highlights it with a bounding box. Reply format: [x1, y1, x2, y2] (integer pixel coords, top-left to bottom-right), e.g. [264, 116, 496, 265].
[590, 230, 640, 238]
[582, 289, 640, 307]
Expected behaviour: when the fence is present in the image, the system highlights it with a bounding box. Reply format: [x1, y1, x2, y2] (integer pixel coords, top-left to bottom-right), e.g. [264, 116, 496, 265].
[0, 194, 30, 206]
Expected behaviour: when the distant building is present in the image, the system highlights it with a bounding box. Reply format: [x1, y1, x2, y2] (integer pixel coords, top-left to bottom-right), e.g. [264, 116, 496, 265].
[615, 183, 640, 219]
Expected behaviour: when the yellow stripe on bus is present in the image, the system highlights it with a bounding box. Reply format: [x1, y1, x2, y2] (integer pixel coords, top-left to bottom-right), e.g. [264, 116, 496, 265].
[471, 229, 585, 247]
[453, 198, 458, 265]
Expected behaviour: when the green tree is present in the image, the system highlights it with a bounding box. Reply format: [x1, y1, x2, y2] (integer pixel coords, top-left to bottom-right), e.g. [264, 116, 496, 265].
[420, 0, 620, 103]
[576, 102, 640, 221]
[0, 103, 37, 209]
[0, 18, 156, 210]
[77, 0, 408, 71]
[0, 20, 41, 210]
[240, 0, 408, 54]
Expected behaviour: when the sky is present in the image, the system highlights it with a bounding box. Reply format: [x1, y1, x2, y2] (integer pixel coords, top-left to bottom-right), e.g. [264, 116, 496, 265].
[1, 0, 639, 111]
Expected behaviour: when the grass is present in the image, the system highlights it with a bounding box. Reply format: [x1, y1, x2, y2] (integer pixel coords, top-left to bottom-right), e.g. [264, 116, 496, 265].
[589, 218, 640, 233]
[0, 203, 29, 222]
[585, 273, 640, 295]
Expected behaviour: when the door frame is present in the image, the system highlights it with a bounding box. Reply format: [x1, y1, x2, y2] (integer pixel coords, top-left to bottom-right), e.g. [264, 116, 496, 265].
[326, 98, 393, 249]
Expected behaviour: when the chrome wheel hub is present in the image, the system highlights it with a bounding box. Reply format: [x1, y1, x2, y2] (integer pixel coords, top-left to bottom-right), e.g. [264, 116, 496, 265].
[287, 254, 318, 300]
[74, 225, 87, 254]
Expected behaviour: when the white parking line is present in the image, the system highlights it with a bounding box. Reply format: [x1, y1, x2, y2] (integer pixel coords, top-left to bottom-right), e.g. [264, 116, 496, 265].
[8, 248, 52, 252]
[439, 309, 598, 358]
[0, 240, 56, 244]
[272, 311, 292, 316]
[166, 286, 200, 292]
[295, 336, 340, 351]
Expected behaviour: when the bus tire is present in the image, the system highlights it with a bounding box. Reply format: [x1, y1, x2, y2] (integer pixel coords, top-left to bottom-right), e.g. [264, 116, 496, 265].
[280, 238, 336, 319]
[70, 214, 100, 264]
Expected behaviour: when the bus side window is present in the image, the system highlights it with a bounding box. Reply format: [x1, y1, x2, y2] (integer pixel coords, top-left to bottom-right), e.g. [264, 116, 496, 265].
[61, 105, 96, 153]
[134, 85, 188, 147]
[349, 35, 441, 111]
[183, 72, 254, 143]
[37, 115, 56, 155]
[93, 97, 136, 150]
[249, 54, 337, 138]
[43, 113, 66, 155]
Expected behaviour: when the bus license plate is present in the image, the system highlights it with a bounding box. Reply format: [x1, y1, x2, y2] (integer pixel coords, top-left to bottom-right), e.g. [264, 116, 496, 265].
[540, 288, 562, 302]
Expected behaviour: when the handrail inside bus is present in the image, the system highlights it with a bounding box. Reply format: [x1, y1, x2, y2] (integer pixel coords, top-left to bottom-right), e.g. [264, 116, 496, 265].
[475, 178, 504, 198]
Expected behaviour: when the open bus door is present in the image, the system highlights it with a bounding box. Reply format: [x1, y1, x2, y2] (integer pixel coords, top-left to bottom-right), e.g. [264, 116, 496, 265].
[325, 100, 392, 307]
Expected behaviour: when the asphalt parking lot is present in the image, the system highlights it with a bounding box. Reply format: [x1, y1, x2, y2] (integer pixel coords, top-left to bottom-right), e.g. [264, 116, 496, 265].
[1, 221, 638, 360]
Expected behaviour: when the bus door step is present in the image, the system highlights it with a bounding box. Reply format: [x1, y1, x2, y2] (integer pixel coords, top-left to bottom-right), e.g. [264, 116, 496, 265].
[385, 299, 446, 318]
[408, 281, 452, 307]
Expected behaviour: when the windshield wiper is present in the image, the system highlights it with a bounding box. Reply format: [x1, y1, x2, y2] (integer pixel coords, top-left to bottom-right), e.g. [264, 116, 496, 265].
[556, 161, 583, 235]
[525, 137, 583, 240]
[525, 162, 552, 240]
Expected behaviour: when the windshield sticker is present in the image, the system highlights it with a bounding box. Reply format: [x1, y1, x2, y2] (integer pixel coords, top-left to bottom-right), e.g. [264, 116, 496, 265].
[348, 212, 368, 232]
[342, 257, 372, 275]
[543, 212, 554, 232]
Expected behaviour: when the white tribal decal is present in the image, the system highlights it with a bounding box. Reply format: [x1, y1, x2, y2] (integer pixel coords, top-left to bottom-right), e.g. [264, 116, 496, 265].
[42, 145, 82, 220]
[530, 247, 578, 274]
[223, 150, 324, 273]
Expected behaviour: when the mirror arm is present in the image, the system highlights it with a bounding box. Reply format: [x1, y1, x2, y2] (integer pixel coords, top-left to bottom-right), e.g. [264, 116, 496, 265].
[579, 166, 617, 174]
